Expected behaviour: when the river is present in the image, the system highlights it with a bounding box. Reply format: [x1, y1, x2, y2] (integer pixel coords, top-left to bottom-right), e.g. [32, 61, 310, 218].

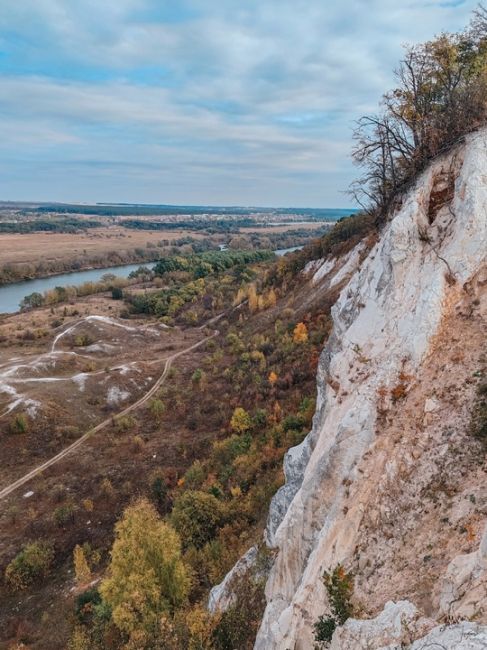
[0, 246, 303, 315]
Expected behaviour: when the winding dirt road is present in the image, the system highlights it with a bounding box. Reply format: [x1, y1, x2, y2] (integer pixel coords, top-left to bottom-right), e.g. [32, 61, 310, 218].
[0, 329, 217, 501]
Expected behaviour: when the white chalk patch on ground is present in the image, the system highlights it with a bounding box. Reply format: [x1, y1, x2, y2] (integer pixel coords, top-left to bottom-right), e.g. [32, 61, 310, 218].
[84, 343, 117, 354]
[72, 373, 88, 392]
[107, 386, 130, 405]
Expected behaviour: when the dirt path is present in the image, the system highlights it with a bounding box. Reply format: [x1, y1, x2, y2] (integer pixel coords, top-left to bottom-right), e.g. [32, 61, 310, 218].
[0, 330, 217, 501]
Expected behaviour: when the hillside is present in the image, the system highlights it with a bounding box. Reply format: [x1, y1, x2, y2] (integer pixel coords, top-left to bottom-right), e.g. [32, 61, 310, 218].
[214, 129, 487, 649]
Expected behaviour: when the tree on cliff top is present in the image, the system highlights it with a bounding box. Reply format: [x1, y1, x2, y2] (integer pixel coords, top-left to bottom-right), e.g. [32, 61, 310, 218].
[351, 6, 487, 221]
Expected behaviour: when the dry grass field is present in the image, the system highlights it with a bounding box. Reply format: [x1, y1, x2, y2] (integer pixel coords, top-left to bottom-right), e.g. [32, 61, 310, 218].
[0, 222, 326, 268]
[240, 222, 330, 234]
[0, 227, 202, 266]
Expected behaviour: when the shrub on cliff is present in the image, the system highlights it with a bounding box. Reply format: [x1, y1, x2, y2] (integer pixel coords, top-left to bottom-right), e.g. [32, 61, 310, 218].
[471, 379, 487, 445]
[314, 564, 354, 646]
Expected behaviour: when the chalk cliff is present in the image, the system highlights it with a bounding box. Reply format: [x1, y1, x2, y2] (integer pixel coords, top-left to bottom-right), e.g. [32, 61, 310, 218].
[213, 130, 487, 649]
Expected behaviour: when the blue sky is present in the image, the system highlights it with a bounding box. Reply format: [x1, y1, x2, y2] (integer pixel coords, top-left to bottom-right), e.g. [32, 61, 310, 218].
[0, 0, 477, 207]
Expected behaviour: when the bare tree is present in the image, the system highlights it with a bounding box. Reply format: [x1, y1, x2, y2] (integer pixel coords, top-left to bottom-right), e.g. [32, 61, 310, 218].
[350, 5, 487, 223]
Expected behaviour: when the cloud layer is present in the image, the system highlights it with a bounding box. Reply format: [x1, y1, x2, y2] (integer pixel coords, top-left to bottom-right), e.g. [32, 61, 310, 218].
[0, 0, 477, 206]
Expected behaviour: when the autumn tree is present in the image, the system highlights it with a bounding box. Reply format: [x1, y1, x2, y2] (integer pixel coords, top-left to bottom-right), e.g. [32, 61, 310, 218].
[293, 322, 308, 344]
[266, 288, 277, 308]
[100, 498, 189, 641]
[230, 407, 252, 434]
[247, 284, 258, 313]
[73, 544, 91, 585]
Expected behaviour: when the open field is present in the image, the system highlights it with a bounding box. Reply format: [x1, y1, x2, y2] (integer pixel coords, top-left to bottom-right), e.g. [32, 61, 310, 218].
[0, 227, 202, 267]
[239, 222, 332, 234]
[0, 222, 326, 270]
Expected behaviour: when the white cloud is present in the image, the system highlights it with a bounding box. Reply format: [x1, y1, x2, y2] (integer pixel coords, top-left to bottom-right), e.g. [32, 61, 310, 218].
[0, 0, 478, 204]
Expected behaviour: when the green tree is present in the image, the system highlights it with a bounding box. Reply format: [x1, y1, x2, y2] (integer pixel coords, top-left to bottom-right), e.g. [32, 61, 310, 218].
[171, 490, 225, 549]
[100, 498, 189, 640]
[20, 292, 44, 310]
[150, 398, 165, 421]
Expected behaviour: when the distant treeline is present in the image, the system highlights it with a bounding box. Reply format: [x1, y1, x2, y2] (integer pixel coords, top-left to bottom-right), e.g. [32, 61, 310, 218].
[122, 218, 256, 233]
[0, 218, 103, 233]
[21, 203, 355, 220]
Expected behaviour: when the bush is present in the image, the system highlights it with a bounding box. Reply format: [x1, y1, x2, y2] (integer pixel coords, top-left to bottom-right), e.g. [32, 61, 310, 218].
[74, 333, 93, 347]
[5, 541, 54, 590]
[151, 475, 169, 510]
[212, 434, 252, 468]
[282, 414, 306, 432]
[150, 398, 165, 421]
[314, 565, 353, 647]
[75, 587, 102, 623]
[212, 575, 266, 650]
[171, 490, 225, 549]
[114, 415, 136, 432]
[9, 413, 28, 434]
[53, 501, 77, 527]
[314, 615, 337, 645]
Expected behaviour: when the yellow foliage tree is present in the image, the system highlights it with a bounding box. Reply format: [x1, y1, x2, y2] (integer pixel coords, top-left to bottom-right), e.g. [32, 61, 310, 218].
[272, 401, 282, 423]
[266, 288, 277, 308]
[247, 284, 258, 313]
[73, 544, 91, 585]
[268, 371, 278, 386]
[186, 606, 219, 650]
[100, 498, 189, 641]
[68, 626, 92, 650]
[233, 287, 247, 306]
[230, 407, 252, 434]
[293, 322, 308, 344]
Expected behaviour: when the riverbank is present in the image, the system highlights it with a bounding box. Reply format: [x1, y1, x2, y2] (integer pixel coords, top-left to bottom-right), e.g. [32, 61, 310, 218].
[0, 246, 303, 315]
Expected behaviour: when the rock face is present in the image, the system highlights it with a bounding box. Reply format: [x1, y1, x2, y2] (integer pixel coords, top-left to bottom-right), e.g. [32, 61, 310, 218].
[329, 601, 435, 649]
[251, 131, 487, 648]
[439, 522, 487, 621]
[330, 603, 487, 650]
[208, 546, 258, 612]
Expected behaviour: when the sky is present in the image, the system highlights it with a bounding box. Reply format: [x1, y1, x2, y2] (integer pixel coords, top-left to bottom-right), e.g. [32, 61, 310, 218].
[0, 0, 478, 207]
